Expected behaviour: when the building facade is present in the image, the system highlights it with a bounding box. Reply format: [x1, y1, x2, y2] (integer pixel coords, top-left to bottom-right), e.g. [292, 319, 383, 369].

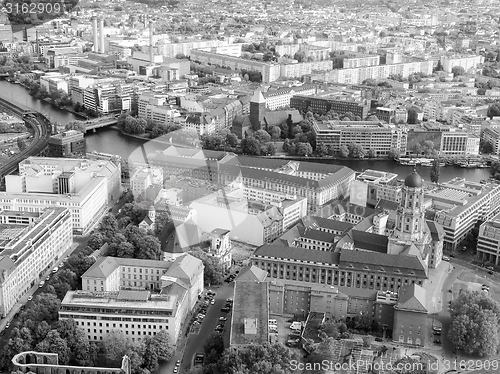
[0, 208, 72, 317]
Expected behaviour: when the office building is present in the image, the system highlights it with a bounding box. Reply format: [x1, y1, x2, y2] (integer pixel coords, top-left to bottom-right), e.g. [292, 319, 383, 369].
[0, 208, 72, 317]
[62, 254, 204, 344]
[46, 130, 86, 158]
[427, 178, 500, 251]
[291, 94, 370, 118]
[130, 166, 164, 199]
[312, 120, 408, 156]
[13, 157, 121, 204]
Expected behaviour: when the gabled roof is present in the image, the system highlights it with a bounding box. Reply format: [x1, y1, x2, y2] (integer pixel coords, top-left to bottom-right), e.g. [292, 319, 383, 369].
[395, 283, 428, 313]
[303, 216, 353, 233]
[236, 265, 268, 282]
[339, 249, 427, 277]
[254, 244, 340, 265]
[82, 257, 119, 278]
[301, 228, 336, 244]
[250, 89, 266, 104]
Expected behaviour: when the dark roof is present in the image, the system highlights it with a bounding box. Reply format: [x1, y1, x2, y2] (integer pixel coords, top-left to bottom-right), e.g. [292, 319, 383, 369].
[254, 244, 340, 265]
[351, 230, 388, 253]
[404, 171, 423, 188]
[302, 228, 336, 243]
[375, 199, 399, 212]
[304, 216, 353, 233]
[426, 220, 445, 241]
[339, 249, 428, 278]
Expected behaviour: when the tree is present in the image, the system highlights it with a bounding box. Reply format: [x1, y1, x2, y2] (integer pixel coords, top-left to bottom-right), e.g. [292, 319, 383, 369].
[65, 120, 86, 132]
[265, 143, 276, 156]
[407, 107, 419, 124]
[35, 330, 70, 365]
[190, 250, 224, 286]
[386, 148, 399, 160]
[204, 333, 225, 367]
[17, 137, 27, 151]
[134, 235, 161, 260]
[293, 51, 306, 62]
[430, 159, 440, 183]
[487, 102, 500, 119]
[348, 143, 365, 158]
[452, 66, 466, 77]
[66, 252, 96, 281]
[254, 129, 271, 143]
[142, 330, 173, 372]
[339, 145, 349, 158]
[480, 140, 494, 154]
[367, 148, 377, 158]
[315, 143, 328, 157]
[214, 343, 299, 374]
[267, 126, 281, 141]
[241, 137, 261, 155]
[225, 132, 238, 147]
[448, 290, 500, 356]
[295, 142, 313, 156]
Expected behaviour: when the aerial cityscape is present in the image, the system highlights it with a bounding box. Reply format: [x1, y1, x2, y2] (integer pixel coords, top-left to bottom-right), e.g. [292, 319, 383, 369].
[1, 0, 500, 373]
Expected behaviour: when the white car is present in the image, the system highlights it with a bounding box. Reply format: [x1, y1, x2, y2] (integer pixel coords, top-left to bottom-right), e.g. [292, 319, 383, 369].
[289, 322, 302, 331]
[442, 256, 450, 261]
[27, 296, 33, 301]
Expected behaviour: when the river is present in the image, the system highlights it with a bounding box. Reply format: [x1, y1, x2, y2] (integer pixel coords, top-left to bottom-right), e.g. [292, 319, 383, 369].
[0, 80, 492, 183]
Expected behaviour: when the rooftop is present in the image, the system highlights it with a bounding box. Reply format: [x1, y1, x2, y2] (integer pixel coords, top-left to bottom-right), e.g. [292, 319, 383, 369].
[230, 281, 269, 346]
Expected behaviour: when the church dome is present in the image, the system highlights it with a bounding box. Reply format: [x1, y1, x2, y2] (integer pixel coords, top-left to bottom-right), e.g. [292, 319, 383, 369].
[404, 170, 423, 188]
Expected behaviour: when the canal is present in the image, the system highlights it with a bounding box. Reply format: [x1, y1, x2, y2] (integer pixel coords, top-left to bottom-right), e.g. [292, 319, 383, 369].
[0, 80, 492, 183]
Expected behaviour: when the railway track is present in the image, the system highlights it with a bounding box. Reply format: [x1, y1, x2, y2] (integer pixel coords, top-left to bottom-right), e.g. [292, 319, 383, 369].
[0, 99, 51, 181]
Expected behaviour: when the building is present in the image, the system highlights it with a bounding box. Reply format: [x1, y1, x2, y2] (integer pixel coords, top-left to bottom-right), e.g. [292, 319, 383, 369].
[392, 284, 428, 346]
[46, 130, 86, 158]
[263, 85, 316, 110]
[312, 120, 408, 156]
[147, 148, 356, 211]
[427, 178, 500, 251]
[208, 228, 232, 271]
[252, 244, 428, 293]
[388, 171, 444, 269]
[476, 212, 500, 265]
[62, 254, 204, 343]
[230, 281, 269, 347]
[12, 351, 130, 374]
[308, 60, 434, 85]
[355, 169, 401, 206]
[0, 208, 72, 317]
[13, 156, 121, 204]
[441, 55, 484, 74]
[291, 94, 370, 118]
[481, 127, 500, 155]
[130, 166, 163, 198]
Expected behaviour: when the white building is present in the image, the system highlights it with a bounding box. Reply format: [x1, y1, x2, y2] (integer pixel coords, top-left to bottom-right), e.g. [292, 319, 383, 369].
[209, 228, 232, 271]
[130, 166, 164, 198]
[63, 254, 204, 343]
[0, 208, 72, 317]
[1, 177, 107, 235]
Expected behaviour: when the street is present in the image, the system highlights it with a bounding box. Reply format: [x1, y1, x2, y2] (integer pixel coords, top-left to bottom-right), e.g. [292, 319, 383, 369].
[159, 282, 234, 374]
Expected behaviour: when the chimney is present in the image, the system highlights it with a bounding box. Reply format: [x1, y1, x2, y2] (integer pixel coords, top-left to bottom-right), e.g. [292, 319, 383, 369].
[99, 17, 105, 53]
[149, 21, 154, 64]
[91, 16, 98, 53]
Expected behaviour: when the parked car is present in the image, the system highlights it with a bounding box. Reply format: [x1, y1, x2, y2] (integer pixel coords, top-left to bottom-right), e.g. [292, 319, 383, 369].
[52, 267, 58, 273]
[27, 296, 33, 301]
[210, 299, 215, 305]
[290, 322, 302, 331]
[219, 317, 227, 322]
[434, 338, 441, 345]
[221, 307, 230, 313]
[442, 256, 450, 261]
[39, 281, 45, 288]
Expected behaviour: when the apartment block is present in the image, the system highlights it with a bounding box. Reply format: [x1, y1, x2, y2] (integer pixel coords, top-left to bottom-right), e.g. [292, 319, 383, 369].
[312, 120, 408, 156]
[441, 55, 484, 74]
[0, 208, 72, 317]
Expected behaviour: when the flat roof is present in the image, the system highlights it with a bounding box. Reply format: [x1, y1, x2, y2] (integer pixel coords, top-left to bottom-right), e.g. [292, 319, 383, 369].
[230, 281, 269, 346]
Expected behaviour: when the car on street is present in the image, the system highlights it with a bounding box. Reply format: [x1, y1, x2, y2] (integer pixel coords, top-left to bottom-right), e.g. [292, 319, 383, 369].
[221, 307, 230, 313]
[210, 299, 215, 305]
[39, 281, 45, 288]
[442, 256, 450, 261]
[482, 284, 490, 293]
[175, 360, 180, 367]
[52, 267, 58, 273]
[434, 338, 441, 345]
[45, 276, 50, 281]
[219, 317, 227, 322]
[27, 296, 33, 301]
[173, 367, 178, 374]
[375, 337, 383, 342]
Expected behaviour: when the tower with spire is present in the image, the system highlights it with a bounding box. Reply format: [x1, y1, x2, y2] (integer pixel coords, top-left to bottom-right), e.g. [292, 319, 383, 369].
[249, 89, 266, 131]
